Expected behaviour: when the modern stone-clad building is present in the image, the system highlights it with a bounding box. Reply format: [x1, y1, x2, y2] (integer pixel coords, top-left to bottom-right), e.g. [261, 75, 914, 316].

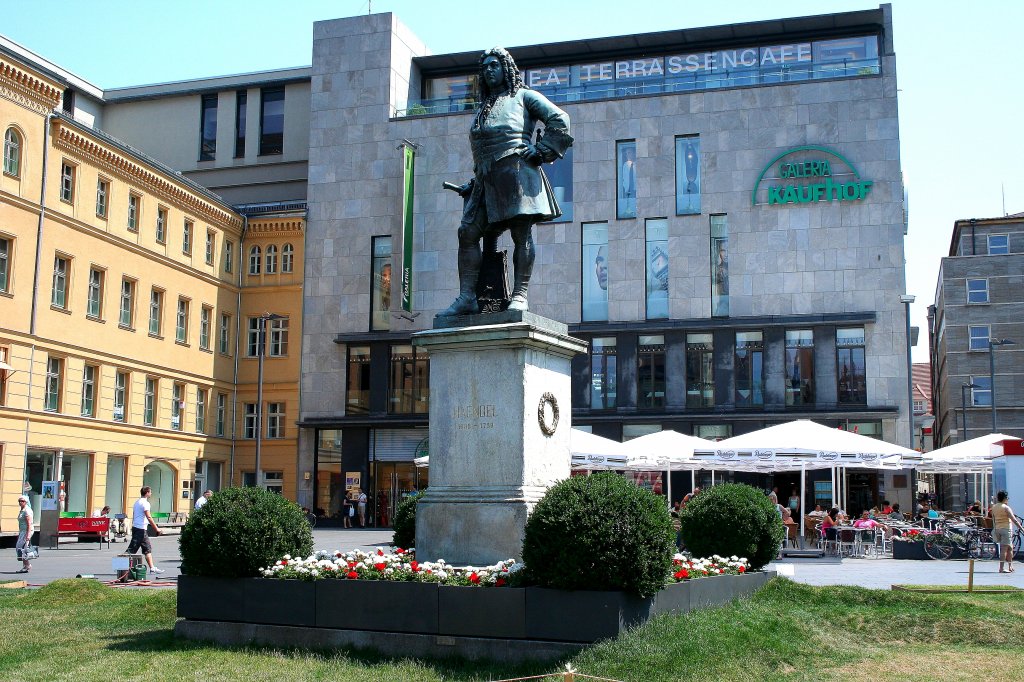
[298, 5, 914, 522]
[928, 214, 1024, 451]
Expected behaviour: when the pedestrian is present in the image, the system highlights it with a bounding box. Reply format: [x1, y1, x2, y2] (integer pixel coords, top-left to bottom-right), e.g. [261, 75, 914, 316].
[341, 492, 353, 529]
[357, 488, 367, 528]
[92, 504, 112, 543]
[768, 486, 779, 505]
[194, 489, 212, 511]
[990, 490, 1023, 574]
[15, 495, 33, 573]
[127, 486, 164, 574]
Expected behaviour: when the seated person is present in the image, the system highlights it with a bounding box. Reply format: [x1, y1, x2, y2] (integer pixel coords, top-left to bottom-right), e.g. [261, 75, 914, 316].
[853, 510, 890, 536]
[821, 507, 840, 531]
[809, 505, 826, 516]
[91, 505, 112, 541]
[881, 499, 893, 514]
[967, 500, 982, 515]
[889, 503, 905, 520]
[927, 507, 941, 519]
[781, 507, 800, 546]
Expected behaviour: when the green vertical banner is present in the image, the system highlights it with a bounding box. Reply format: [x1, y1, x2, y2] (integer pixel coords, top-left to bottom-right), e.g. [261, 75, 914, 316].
[401, 144, 415, 312]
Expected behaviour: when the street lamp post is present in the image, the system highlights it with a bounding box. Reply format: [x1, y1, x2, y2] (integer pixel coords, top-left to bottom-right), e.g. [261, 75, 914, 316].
[900, 294, 916, 449]
[960, 383, 978, 443]
[988, 338, 1016, 433]
[255, 312, 285, 488]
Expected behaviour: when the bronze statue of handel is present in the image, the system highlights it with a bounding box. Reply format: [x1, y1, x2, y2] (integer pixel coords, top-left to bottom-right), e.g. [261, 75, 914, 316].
[440, 47, 573, 316]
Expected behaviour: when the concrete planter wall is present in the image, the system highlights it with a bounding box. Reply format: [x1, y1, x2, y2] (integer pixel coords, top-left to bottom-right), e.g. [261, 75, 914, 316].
[892, 541, 929, 560]
[178, 570, 773, 648]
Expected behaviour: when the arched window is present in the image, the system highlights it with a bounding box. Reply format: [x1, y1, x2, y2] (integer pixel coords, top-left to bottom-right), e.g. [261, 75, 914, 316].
[282, 243, 294, 273]
[265, 244, 278, 274]
[248, 245, 261, 274]
[3, 128, 21, 177]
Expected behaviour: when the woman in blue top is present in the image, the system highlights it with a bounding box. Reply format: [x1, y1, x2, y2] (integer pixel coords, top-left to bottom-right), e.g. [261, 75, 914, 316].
[16, 495, 33, 573]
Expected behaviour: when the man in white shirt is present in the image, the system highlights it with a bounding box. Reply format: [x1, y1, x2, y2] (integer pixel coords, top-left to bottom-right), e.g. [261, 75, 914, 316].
[127, 486, 163, 574]
[194, 490, 212, 511]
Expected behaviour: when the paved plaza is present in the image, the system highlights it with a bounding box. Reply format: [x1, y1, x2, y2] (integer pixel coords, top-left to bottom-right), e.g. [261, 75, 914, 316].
[4, 529, 1023, 591]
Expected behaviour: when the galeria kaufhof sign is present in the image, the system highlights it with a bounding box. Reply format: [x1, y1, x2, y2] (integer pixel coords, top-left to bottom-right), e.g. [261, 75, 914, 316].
[751, 146, 873, 206]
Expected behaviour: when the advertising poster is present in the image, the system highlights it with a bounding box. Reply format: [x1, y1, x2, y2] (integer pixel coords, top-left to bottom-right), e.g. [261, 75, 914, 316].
[41, 480, 58, 511]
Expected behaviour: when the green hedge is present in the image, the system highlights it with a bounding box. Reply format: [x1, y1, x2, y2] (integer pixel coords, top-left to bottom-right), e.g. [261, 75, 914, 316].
[678, 483, 784, 570]
[179, 487, 313, 578]
[391, 492, 422, 550]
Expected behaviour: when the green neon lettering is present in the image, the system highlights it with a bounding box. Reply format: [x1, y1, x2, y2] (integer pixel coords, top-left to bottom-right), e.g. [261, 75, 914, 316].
[768, 186, 784, 204]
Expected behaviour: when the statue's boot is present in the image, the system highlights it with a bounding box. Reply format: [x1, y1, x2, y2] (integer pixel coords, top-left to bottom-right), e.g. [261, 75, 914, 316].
[508, 222, 533, 312]
[507, 270, 530, 311]
[440, 252, 479, 316]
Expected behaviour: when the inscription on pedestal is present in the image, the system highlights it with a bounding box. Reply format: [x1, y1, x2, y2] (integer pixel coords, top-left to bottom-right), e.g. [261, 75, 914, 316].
[453, 403, 497, 431]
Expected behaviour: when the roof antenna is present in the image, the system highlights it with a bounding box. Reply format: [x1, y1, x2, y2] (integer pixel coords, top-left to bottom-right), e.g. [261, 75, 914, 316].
[1002, 182, 1006, 216]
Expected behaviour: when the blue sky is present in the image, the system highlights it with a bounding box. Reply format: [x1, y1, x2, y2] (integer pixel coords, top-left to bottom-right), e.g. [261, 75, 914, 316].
[3, 0, 1022, 361]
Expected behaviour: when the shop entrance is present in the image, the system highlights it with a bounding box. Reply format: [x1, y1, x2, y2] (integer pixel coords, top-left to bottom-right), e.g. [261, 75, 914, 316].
[846, 471, 879, 517]
[370, 462, 426, 528]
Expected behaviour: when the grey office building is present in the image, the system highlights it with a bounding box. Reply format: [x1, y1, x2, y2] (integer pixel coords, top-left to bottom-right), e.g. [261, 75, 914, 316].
[297, 5, 913, 524]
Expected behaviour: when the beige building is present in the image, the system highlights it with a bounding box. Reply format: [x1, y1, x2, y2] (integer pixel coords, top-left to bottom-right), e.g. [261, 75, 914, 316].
[0, 50, 305, 536]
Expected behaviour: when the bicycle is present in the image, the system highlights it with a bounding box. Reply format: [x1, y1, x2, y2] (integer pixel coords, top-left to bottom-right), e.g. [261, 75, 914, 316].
[923, 519, 997, 561]
[302, 508, 317, 528]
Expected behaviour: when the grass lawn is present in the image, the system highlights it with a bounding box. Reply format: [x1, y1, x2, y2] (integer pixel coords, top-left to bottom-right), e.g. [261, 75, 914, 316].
[1, 578, 1022, 681]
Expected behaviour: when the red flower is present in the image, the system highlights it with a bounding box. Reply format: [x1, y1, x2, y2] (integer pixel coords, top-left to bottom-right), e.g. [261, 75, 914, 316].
[374, 562, 387, 571]
[334, 552, 342, 558]
[674, 569, 689, 580]
[410, 561, 420, 572]
[469, 572, 480, 584]
[377, 549, 384, 556]
[281, 560, 288, 566]
[347, 571, 359, 579]
[673, 558, 682, 566]
[738, 565, 745, 573]
[495, 578, 506, 587]
[348, 561, 357, 568]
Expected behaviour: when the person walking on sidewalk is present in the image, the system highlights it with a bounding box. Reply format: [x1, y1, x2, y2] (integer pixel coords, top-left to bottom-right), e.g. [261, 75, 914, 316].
[15, 495, 33, 573]
[991, 490, 1023, 574]
[127, 486, 164, 574]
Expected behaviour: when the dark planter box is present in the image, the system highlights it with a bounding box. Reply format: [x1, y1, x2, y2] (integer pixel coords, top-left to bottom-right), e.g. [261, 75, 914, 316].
[316, 579, 439, 634]
[177, 575, 246, 622]
[244, 578, 316, 626]
[439, 585, 527, 639]
[893, 541, 929, 560]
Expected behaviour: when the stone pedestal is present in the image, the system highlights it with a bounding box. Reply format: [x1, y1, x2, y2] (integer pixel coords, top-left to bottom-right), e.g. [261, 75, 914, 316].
[412, 312, 587, 565]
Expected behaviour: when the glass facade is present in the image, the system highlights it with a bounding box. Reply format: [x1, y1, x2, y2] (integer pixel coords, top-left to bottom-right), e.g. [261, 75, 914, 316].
[645, 219, 669, 319]
[388, 345, 429, 414]
[785, 330, 815, 406]
[259, 87, 285, 155]
[582, 222, 609, 322]
[710, 215, 728, 317]
[371, 236, 392, 332]
[734, 331, 764, 407]
[675, 136, 701, 214]
[686, 333, 714, 408]
[346, 345, 371, 414]
[836, 327, 866, 404]
[637, 335, 666, 409]
[590, 337, 617, 409]
[616, 140, 637, 219]
[542, 147, 573, 223]
[200, 93, 217, 161]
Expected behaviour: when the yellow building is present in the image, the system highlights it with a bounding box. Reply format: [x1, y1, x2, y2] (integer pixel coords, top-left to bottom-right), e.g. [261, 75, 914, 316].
[0, 53, 306, 537]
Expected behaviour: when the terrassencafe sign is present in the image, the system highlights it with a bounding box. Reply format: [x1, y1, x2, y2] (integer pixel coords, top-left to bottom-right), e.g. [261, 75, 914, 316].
[751, 145, 873, 206]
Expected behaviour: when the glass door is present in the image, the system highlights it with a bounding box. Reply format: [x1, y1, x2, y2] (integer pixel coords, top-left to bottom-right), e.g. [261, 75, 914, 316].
[370, 462, 424, 528]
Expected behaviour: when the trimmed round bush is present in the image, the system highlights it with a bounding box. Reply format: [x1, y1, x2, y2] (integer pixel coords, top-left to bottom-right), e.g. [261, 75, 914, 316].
[521, 472, 675, 597]
[391, 492, 422, 549]
[179, 486, 313, 578]
[678, 483, 784, 570]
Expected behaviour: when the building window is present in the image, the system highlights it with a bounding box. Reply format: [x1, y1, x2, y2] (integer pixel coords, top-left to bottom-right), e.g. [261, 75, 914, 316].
[346, 345, 371, 414]
[616, 139, 637, 219]
[686, 333, 714, 408]
[785, 329, 815, 406]
[176, 298, 189, 343]
[156, 207, 167, 243]
[265, 244, 278, 274]
[259, 87, 285, 155]
[219, 313, 231, 355]
[3, 128, 20, 176]
[51, 255, 69, 309]
[183, 220, 193, 255]
[144, 377, 157, 426]
[119, 278, 135, 327]
[60, 162, 75, 203]
[86, 267, 104, 319]
[913, 399, 926, 414]
[149, 289, 163, 336]
[114, 371, 128, 422]
[81, 364, 97, 417]
[695, 424, 732, 441]
[246, 317, 260, 357]
[971, 376, 992, 407]
[44, 357, 63, 412]
[215, 392, 226, 436]
[199, 306, 212, 350]
[371, 236, 392, 331]
[224, 240, 234, 273]
[249, 246, 261, 274]
[243, 403, 258, 439]
[196, 388, 207, 434]
[127, 194, 140, 232]
[388, 344, 429, 414]
[969, 325, 990, 351]
[200, 93, 217, 161]
[590, 337, 617, 409]
[836, 327, 867, 404]
[171, 383, 184, 431]
[205, 231, 215, 265]
[645, 218, 669, 319]
[0, 236, 9, 293]
[62, 88, 75, 114]
[234, 90, 247, 158]
[267, 402, 284, 438]
[0, 346, 7, 405]
[582, 222, 609, 322]
[269, 317, 289, 356]
[735, 331, 764, 407]
[988, 234, 1009, 255]
[637, 335, 666, 409]
[966, 278, 989, 304]
[711, 215, 729, 317]
[675, 135, 702, 215]
[282, 243, 294, 273]
[543, 147, 573, 223]
[95, 179, 108, 218]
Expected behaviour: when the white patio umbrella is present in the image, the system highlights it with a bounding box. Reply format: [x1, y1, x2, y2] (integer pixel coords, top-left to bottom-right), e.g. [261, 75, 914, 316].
[569, 428, 629, 469]
[916, 434, 1021, 511]
[621, 430, 714, 506]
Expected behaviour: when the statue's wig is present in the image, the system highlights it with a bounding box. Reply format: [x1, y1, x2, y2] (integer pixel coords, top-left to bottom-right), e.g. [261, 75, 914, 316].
[476, 47, 525, 124]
